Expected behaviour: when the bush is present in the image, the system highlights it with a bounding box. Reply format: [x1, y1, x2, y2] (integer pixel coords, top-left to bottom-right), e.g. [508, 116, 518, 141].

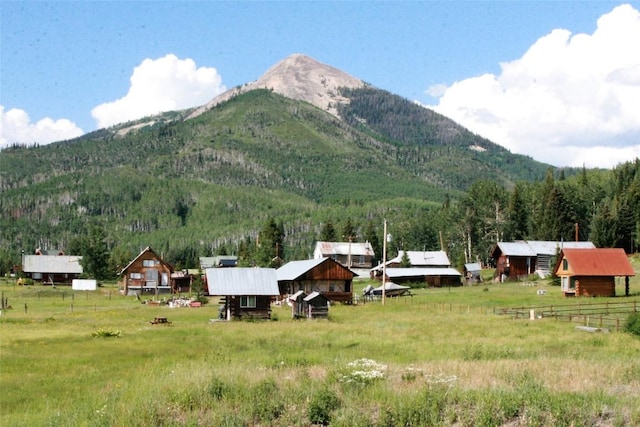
[308, 388, 340, 425]
[624, 312, 640, 336]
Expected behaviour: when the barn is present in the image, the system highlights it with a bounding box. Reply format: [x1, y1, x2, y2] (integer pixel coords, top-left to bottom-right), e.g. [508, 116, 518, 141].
[277, 257, 355, 304]
[553, 248, 635, 297]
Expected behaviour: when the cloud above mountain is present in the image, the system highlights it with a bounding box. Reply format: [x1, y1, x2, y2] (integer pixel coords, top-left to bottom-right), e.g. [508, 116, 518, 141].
[91, 54, 226, 129]
[426, 4, 640, 168]
[0, 54, 225, 148]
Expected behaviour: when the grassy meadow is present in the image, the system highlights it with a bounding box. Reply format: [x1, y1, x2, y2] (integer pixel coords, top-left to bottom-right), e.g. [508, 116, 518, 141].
[1, 264, 640, 426]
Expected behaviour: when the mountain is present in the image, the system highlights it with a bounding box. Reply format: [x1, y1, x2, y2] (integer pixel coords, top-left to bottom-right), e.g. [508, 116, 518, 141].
[0, 54, 554, 262]
[189, 53, 365, 120]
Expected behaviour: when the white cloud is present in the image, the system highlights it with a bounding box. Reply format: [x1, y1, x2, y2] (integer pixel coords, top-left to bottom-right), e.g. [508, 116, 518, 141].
[91, 54, 226, 129]
[426, 4, 640, 169]
[0, 106, 84, 149]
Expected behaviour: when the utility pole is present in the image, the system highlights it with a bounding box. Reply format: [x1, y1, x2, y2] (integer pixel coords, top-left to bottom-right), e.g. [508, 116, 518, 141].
[382, 219, 387, 305]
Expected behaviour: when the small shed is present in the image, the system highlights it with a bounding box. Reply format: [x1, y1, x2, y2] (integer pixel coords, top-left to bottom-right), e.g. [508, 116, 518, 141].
[289, 290, 307, 318]
[553, 248, 635, 297]
[304, 292, 330, 319]
[464, 263, 482, 284]
[206, 268, 279, 320]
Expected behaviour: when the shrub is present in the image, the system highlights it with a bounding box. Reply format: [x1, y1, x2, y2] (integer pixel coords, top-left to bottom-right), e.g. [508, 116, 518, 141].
[91, 328, 121, 338]
[308, 388, 340, 425]
[624, 312, 640, 336]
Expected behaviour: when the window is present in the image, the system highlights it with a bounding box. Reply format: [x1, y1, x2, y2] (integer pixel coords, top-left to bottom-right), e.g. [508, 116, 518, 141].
[130, 273, 143, 279]
[240, 296, 256, 308]
[143, 259, 157, 267]
[562, 259, 568, 270]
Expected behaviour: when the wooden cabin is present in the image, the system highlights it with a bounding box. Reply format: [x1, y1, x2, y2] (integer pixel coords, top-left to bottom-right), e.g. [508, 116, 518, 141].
[277, 257, 356, 304]
[119, 247, 174, 296]
[313, 241, 375, 269]
[553, 248, 635, 297]
[206, 268, 279, 320]
[491, 241, 595, 281]
[464, 263, 482, 284]
[22, 253, 83, 285]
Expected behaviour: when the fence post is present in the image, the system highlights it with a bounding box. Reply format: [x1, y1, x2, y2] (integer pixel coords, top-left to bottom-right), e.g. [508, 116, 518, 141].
[24, 302, 28, 314]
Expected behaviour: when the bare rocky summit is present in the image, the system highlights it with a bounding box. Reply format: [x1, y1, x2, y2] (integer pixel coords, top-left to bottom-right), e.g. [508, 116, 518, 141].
[188, 53, 366, 120]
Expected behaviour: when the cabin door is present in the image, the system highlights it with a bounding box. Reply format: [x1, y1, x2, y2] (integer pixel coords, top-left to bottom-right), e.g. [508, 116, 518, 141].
[145, 269, 158, 288]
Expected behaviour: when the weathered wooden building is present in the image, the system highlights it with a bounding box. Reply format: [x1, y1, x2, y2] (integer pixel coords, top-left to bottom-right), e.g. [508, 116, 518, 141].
[491, 241, 595, 281]
[553, 248, 635, 297]
[288, 291, 330, 319]
[313, 241, 375, 269]
[277, 257, 355, 304]
[206, 268, 279, 320]
[119, 247, 174, 296]
[22, 253, 83, 285]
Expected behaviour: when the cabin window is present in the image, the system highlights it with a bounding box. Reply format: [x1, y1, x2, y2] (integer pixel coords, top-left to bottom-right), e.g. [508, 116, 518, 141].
[240, 296, 256, 308]
[130, 272, 143, 279]
[562, 259, 568, 270]
[143, 259, 158, 267]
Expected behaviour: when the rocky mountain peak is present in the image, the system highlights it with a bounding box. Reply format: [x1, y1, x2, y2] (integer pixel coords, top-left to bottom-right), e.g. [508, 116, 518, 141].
[187, 53, 365, 120]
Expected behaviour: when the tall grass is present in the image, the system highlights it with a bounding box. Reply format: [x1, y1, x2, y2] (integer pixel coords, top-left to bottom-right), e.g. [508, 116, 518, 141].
[1, 277, 639, 426]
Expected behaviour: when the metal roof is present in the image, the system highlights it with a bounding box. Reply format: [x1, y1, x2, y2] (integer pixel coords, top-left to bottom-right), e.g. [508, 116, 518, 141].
[465, 263, 482, 272]
[23, 255, 83, 274]
[495, 241, 595, 257]
[199, 256, 238, 269]
[372, 250, 450, 271]
[277, 258, 326, 281]
[385, 267, 462, 278]
[558, 248, 635, 277]
[206, 268, 279, 296]
[314, 241, 375, 257]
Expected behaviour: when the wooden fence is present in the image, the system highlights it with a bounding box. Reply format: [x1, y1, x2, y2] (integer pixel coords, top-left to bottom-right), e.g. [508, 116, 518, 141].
[495, 299, 640, 331]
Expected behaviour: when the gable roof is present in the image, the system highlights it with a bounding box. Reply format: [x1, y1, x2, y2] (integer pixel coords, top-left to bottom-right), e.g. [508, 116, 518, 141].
[199, 256, 238, 269]
[465, 263, 482, 272]
[314, 241, 375, 257]
[276, 257, 355, 281]
[494, 240, 595, 257]
[206, 268, 279, 296]
[23, 255, 83, 274]
[118, 246, 173, 275]
[555, 248, 635, 277]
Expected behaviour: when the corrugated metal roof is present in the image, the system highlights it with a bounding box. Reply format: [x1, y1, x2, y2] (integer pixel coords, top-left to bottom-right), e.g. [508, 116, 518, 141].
[23, 255, 83, 274]
[527, 240, 595, 255]
[385, 267, 462, 278]
[496, 241, 595, 257]
[465, 263, 482, 272]
[206, 268, 279, 296]
[315, 241, 375, 257]
[276, 258, 326, 281]
[559, 248, 636, 276]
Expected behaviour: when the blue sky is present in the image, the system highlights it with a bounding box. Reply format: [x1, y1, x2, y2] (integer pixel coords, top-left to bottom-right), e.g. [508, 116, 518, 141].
[2, 1, 639, 168]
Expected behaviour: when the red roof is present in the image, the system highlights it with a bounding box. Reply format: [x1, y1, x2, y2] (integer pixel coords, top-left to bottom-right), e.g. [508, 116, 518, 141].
[557, 248, 635, 277]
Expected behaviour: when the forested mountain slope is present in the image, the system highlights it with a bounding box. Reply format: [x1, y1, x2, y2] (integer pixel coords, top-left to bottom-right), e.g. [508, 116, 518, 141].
[0, 54, 588, 273]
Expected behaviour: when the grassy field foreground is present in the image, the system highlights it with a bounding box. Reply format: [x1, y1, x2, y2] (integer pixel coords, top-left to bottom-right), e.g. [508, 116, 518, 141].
[1, 272, 640, 426]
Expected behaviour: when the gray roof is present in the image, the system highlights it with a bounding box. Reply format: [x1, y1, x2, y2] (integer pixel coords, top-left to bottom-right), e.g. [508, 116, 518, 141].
[372, 250, 450, 271]
[23, 255, 83, 274]
[385, 267, 462, 279]
[314, 241, 375, 257]
[465, 263, 482, 272]
[206, 268, 279, 296]
[200, 256, 238, 269]
[496, 241, 595, 257]
[277, 258, 327, 281]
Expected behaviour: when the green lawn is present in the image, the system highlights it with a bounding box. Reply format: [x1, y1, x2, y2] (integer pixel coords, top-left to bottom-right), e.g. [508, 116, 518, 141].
[1, 271, 640, 426]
